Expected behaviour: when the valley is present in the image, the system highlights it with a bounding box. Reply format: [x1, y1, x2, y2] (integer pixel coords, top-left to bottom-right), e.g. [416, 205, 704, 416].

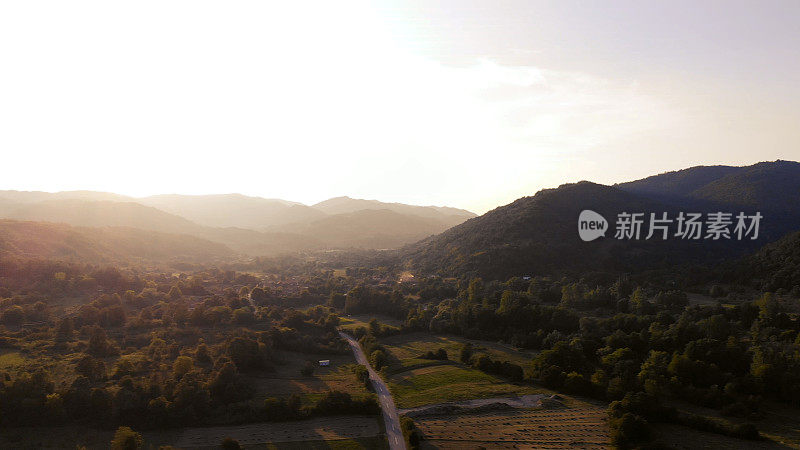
[1, 161, 800, 449]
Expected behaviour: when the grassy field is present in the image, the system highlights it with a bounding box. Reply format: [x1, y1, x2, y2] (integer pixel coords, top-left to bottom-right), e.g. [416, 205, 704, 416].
[247, 350, 373, 406]
[388, 364, 541, 408]
[338, 314, 403, 333]
[376, 331, 541, 408]
[378, 332, 537, 373]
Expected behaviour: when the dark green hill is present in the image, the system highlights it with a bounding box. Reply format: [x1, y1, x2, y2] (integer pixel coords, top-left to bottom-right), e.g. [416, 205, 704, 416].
[617, 160, 800, 241]
[403, 181, 741, 280]
[690, 161, 800, 214]
[617, 165, 740, 201]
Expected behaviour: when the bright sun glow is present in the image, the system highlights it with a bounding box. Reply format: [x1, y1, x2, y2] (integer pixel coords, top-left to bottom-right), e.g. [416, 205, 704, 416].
[2, 1, 798, 213]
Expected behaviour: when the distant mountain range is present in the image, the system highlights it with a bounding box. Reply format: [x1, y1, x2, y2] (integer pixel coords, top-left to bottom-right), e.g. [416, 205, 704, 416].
[0, 220, 233, 264]
[405, 160, 800, 280]
[313, 196, 474, 226]
[0, 191, 477, 258]
[2, 160, 797, 273]
[138, 194, 325, 229]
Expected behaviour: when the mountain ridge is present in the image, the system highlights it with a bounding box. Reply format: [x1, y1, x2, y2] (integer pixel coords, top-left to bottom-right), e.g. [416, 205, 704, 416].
[0, 192, 476, 254]
[404, 160, 800, 280]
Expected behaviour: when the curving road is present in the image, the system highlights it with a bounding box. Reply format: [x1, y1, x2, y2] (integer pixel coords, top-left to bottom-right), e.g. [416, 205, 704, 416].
[339, 331, 406, 450]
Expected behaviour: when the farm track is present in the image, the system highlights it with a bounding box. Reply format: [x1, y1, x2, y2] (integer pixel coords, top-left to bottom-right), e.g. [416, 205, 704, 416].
[340, 330, 406, 450]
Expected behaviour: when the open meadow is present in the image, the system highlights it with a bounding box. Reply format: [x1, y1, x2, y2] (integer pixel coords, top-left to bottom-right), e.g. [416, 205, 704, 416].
[375, 331, 540, 408]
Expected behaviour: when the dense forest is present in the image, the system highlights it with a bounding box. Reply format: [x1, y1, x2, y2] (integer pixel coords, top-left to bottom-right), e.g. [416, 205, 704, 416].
[0, 256, 381, 448]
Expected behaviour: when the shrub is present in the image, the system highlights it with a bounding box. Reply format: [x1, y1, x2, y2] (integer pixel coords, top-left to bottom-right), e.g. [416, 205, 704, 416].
[369, 349, 387, 370]
[400, 415, 422, 449]
[301, 361, 315, 377]
[173, 356, 194, 378]
[420, 348, 448, 360]
[353, 364, 371, 389]
[610, 413, 651, 448]
[459, 342, 473, 363]
[220, 437, 241, 450]
[110, 426, 143, 450]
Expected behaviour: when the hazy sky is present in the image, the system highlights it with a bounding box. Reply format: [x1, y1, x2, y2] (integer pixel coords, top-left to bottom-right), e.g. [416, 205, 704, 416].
[2, 1, 799, 213]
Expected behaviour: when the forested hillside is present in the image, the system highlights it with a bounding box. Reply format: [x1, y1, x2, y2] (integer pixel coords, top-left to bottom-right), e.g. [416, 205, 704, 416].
[403, 182, 738, 280]
[735, 230, 800, 293]
[618, 160, 800, 240]
[406, 161, 800, 280]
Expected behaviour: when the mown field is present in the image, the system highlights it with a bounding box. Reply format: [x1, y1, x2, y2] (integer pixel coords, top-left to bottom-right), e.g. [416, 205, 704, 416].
[411, 403, 610, 449]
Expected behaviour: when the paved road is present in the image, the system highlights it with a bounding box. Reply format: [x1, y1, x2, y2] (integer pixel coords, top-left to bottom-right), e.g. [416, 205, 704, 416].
[339, 331, 406, 450]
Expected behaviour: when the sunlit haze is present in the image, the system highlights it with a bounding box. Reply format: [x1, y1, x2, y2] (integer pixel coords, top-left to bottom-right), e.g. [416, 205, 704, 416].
[2, 1, 799, 213]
